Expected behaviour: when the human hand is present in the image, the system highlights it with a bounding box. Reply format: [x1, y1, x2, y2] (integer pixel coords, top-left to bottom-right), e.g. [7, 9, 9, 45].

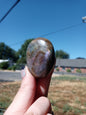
[4, 66, 54, 115]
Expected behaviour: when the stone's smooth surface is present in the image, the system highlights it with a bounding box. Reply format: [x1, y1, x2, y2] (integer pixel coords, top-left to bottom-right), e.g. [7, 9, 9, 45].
[26, 38, 56, 78]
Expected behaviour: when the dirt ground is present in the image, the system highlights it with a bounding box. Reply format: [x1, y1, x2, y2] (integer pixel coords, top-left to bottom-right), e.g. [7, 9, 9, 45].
[1, 75, 86, 115]
[49, 76, 86, 115]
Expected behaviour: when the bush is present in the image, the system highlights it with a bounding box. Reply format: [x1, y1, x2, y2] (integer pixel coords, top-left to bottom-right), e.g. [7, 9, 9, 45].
[76, 69, 81, 73]
[66, 69, 71, 72]
[12, 65, 16, 71]
[56, 68, 59, 71]
[0, 62, 9, 69]
[7, 64, 25, 71]
[15, 63, 25, 70]
[7, 67, 12, 70]
[7, 65, 17, 71]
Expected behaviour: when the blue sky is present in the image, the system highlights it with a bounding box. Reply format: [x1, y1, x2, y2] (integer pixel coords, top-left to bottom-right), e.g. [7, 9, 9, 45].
[0, 0, 86, 59]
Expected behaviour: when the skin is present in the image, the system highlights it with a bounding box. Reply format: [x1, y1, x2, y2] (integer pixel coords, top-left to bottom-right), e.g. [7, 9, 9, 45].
[4, 66, 53, 115]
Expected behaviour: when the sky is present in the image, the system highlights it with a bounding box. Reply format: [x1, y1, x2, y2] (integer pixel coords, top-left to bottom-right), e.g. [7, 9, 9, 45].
[0, 0, 86, 59]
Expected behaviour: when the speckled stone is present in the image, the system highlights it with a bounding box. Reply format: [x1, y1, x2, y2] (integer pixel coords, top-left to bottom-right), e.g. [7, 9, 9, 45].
[26, 38, 56, 78]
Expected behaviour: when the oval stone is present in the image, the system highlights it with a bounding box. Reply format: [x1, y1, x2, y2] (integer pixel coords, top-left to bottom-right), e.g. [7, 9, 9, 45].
[26, 38, 56, 78]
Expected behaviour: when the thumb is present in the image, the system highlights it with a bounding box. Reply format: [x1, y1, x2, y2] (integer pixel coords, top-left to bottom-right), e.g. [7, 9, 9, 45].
[25, 96, 52, 115]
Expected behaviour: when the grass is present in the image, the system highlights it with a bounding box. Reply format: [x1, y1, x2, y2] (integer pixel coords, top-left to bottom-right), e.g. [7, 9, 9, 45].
[52, 75, 86, 82]
[1, 75, 86, 114]
[49, 75, 86, 114]
[63, 104, 72, 113]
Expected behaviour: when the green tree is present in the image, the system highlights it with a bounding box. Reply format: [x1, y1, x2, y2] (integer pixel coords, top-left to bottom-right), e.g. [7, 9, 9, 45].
[18, 39, 33, 64]
[0, 42, 19, 62]
[0, 62, 9, 69]
[55, 50, 69, 59]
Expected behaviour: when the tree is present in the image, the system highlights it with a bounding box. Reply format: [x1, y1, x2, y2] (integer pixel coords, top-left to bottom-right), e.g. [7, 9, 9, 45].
[0, 61, 9, 69]
[55, 50, 69, 59]
[18, 39, 33, 64]
[0, 42, 19, 62]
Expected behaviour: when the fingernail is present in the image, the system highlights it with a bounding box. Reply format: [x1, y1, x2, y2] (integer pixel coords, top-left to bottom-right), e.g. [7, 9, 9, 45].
[21, 69, 26, 78]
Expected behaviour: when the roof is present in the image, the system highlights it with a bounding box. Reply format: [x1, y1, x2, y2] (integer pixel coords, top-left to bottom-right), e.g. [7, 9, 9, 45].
[56, 59, 86, 68]
[0, 59, 9, 63]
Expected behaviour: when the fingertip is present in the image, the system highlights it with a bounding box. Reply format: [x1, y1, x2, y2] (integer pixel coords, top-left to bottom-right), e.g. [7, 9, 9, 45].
[21, 69, 26, 79]
[21, 66, 36, 90]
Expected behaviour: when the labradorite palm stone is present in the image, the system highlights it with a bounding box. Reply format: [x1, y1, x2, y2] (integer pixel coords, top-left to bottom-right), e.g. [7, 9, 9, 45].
[26, 38, 56, 78]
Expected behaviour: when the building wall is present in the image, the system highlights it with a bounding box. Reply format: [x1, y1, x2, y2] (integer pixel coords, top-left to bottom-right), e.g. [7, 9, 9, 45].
[81, 68, 86, 73]
[55, 66, 86, 74]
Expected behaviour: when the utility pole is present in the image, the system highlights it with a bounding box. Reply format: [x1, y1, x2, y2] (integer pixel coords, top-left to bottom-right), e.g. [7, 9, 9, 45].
[82, 16, 86, 23]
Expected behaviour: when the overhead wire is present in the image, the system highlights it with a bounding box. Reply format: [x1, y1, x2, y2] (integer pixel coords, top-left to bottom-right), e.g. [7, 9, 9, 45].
[0, 0, 83, 47]
[8, 22, 83, 47]
[40, 23, 82, 37]
[0, 0, 20, 23]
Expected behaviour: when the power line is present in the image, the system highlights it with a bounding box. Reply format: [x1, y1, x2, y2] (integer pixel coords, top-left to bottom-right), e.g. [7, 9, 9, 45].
[8, 22, 83, 47]
[0, 1, 83, 47]
[0, 0, 20, 23]
[40, 23, 82, 37]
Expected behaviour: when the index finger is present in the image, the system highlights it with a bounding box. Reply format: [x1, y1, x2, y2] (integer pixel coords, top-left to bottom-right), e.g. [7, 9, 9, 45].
[4, 66, 36, 115]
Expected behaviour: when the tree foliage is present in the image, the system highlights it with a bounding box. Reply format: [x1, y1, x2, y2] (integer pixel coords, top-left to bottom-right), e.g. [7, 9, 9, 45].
[0, 42, 19, 62]
[55, 50, 69, 59]
[18, 39, 33, 64]
[0, 61, 9, 69]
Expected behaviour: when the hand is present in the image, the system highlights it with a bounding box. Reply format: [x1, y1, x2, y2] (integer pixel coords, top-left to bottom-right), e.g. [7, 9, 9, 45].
[4, 66, 53, 115]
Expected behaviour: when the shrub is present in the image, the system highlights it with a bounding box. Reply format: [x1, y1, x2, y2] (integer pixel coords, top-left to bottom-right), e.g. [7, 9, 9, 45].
[66, 69, 71, 72]
[76, 69, 81, 73]
[7, 64, 25, 71]
[12, 65, 16, 71]
[7, 67, 12, 70]
[0, 62, 9, 69]
[7, 65, 16, 71]
[56, 68, 59, 71]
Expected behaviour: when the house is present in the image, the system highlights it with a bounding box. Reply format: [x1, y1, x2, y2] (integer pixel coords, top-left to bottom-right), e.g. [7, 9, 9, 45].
[55, 59, 86, 73]
[0, 59, 9, 63]
[0, 59, 13, 67]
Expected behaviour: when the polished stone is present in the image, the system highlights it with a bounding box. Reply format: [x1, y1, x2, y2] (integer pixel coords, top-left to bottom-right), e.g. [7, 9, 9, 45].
[26, 38, 56, 78]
